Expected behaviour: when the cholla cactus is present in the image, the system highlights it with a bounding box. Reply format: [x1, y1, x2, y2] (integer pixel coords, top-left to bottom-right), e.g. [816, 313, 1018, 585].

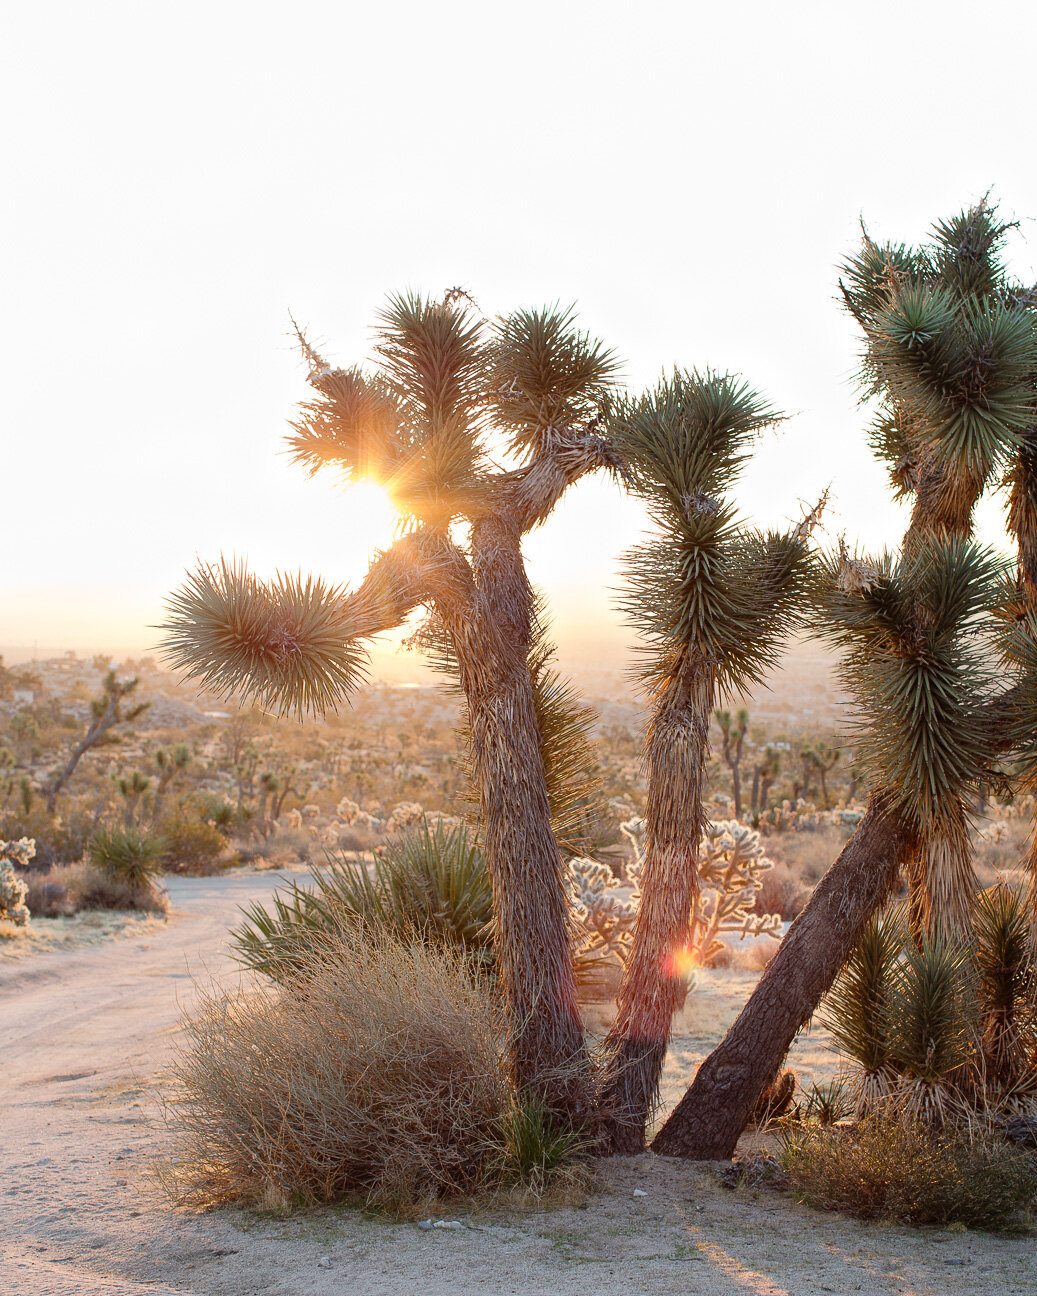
[0, 839, 34, 927]
[565, 856, 638, 960]
[691, 821, 782, 967]
[385, 801, 424, 833]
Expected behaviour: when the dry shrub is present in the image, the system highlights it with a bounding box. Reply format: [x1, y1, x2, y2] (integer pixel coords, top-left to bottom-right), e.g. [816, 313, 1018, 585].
[753, 861, 810, 921]
[164, 931, 581, 1214]
[781, 1113, 1037, 1230]
[767, 825, 848, 885]
[731, 937, 779, 972]
[24, 861, 170, 917]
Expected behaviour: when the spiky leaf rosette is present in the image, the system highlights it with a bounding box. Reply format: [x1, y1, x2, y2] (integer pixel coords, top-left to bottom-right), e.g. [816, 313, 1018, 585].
[974, 882, 1037, 1088]
[610, 371, 815, 698]
[288, 293, 489, 526]
[488, 305, 618, 455]
[841, 203, 1037, 502]
[819, 537, 1004, 832]
[161, 561, 369, 718]
[822, 906, 905, 1103]
[886, 938, 975, 1089]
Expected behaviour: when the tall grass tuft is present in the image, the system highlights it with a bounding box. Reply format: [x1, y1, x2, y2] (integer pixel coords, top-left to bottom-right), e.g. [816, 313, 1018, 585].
[164, 930, 585, 1214]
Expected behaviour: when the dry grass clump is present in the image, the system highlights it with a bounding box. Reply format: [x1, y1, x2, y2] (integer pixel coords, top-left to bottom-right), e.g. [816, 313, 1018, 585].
[24, 861, 170, 916]
[753, 861, 810, 921]
[780, 1113, 1037, 1230]
[164, 930, 584, 1215]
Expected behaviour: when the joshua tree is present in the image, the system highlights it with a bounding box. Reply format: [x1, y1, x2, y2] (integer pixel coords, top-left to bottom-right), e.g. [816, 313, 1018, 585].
[750, 744, 782, 816]
[46, 671, 149, 813]
[595, 371, 817, 1150]
[151, 743, 191, 822]
[715, 706, 749, 818]
[653, 201, 1037, 1159]
[117, 769, 152, 826]
[809, 742, 840, 809]
[162, 293, 619, 1117]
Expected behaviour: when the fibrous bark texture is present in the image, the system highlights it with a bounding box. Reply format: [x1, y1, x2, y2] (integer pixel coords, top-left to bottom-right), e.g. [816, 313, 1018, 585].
[449, 514, 589, 1119]
[597, 662, 712, 1151]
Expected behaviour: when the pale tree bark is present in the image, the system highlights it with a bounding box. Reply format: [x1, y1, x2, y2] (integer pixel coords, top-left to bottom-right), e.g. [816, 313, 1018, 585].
[597, 659, 713, 1150]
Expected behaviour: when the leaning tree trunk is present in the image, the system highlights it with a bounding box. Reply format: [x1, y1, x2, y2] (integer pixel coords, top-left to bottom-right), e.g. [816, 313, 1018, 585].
[652, 799, 912, 1159]
[597, 659, 712, 1151]
[451, 515, 589, 1120]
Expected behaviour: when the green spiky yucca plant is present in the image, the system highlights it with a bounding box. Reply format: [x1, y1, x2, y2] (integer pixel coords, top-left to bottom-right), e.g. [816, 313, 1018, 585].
[235, 818, 493, 982]
[818, 537, 1007, 940]
[596, 370, 818, 1151]
[824, 884, 1037, 1124]
[162, 295, 619, 1117]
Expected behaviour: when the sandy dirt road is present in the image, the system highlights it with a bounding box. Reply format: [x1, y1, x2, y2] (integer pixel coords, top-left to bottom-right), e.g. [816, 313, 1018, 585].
[3, 869, 1035, 1296]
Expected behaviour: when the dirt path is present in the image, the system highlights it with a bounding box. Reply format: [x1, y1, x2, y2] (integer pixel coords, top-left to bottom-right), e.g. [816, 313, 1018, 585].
[3, 870, 1034, 1295]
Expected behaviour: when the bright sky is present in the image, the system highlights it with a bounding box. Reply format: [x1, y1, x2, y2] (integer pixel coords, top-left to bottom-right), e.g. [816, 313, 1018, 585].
[5, 0, 1037, 668]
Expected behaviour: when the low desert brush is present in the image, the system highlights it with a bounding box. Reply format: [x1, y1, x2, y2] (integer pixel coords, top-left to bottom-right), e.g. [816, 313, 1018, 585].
[163, 930, 585, 1214]
[781, 1112, 1037, 1230]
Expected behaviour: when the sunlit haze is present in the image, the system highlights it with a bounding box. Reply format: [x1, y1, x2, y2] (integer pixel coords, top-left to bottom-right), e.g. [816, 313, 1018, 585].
[5, 0, 1037, 670]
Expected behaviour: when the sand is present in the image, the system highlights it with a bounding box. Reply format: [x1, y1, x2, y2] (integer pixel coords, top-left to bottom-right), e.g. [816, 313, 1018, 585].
[3, 868, 1034, 1295]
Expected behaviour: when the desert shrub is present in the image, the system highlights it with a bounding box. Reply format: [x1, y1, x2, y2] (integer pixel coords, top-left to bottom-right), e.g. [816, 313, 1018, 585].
[752, 861, 810, 921]
[781, 1114, 1037, 1230]
[89, 825, 166, 893]
[165, 931, 582, 1213]
[74, 861, 171, 914]
[239, 825, 316, 869]
[235, 818, 492, 980]
[158, 809, 231, 874]
[0, 807, 96, 867]
[23, 862, 78, 917]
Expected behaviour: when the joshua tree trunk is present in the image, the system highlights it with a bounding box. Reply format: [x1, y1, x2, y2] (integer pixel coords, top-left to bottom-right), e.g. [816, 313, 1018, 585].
[652, 799, 912, 1158]
[597, 659, 712, 1150]
[449, 515, 589, 1119]
[652, 685, 1023, 1159]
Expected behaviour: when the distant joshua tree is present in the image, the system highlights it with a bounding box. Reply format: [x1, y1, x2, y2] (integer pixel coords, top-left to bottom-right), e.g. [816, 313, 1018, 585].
[45, 671, 149, 813]
[595, 371, 817, 1151]
[162, 294, 619, 1118]
[715, 706, 750, 818]
[654, 201, 1037, 1160]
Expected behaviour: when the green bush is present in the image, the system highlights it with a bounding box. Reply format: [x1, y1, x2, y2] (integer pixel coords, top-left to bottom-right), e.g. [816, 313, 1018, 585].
[781, 1113, 1037, 1230]
[158, 809, 230, 874]
[88, 825, 165, 891]
[234, 817, 492, 980]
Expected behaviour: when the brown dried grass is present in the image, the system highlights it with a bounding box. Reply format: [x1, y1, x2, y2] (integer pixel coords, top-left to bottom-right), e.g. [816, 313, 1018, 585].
[24, 861, 170, 917]
[162, 930, 584, 1215]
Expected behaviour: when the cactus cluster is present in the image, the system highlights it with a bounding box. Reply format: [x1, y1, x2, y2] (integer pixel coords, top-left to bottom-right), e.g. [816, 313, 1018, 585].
[0, 838, 34, 927]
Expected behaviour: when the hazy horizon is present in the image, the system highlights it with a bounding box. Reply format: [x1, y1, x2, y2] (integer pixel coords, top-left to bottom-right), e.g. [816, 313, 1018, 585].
[6, 1, 1037, 657]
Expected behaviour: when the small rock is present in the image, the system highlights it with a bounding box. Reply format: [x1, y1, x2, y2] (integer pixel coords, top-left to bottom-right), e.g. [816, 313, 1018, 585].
[416, 1220, 434, 1231]
[433, 1219, 464, 1230]
[632, 1188, 647, 1198]
[317, 1257, 332, 1268]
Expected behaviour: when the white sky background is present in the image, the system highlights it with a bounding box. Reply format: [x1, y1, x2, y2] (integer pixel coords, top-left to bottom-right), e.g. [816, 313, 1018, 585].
[4, 0, 1037, 668]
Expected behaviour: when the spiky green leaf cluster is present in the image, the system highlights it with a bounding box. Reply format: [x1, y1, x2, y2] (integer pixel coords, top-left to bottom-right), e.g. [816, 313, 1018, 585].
[818, 538, 1005, 829]
[233, 817, 493, 982]
[161, 560, 368, 718]
[822, 907, 904, 1072]
[487, 305, 618, 455]
[287, 296, 619, 525]
[841, 203, 1037, 493]
[609, 371, 814, 696]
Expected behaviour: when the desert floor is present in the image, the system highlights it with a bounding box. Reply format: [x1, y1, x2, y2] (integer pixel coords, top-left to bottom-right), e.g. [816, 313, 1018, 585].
[3, 869, 1035, 1296]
